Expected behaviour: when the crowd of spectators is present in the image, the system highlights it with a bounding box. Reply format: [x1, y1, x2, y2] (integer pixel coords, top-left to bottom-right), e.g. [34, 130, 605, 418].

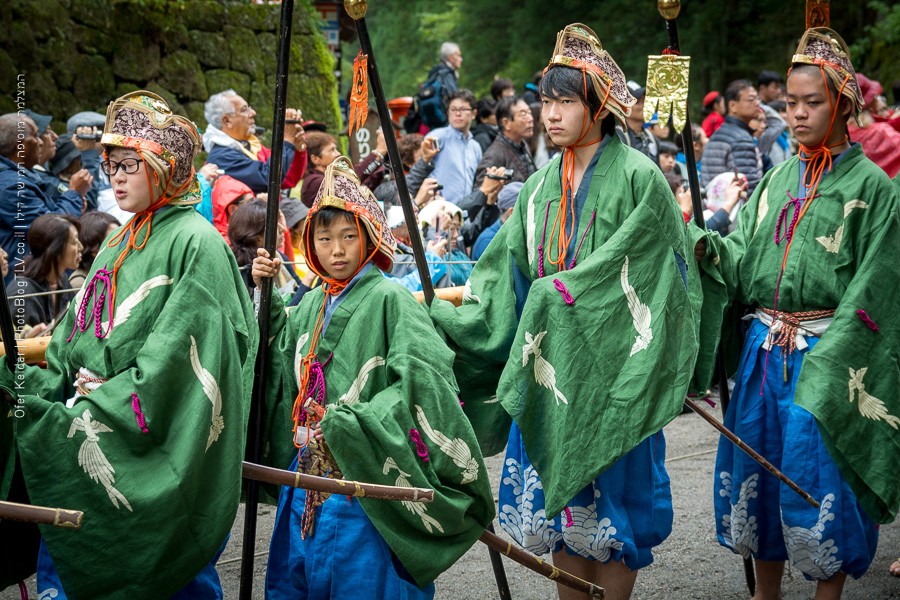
[3, 40, 899, 337]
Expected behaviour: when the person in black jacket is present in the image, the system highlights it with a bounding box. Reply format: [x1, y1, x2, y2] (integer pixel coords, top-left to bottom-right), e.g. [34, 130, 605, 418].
[700, 79, 764, 193]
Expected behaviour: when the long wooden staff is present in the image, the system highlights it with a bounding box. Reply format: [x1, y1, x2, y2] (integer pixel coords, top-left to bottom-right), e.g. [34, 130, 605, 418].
[0, 500, 83, 529]
[242, 461, 434, 502]
[239, 1, 295, 598]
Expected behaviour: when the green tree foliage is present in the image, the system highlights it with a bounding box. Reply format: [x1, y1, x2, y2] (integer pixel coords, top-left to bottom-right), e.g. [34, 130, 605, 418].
[357, 0, 896, 109]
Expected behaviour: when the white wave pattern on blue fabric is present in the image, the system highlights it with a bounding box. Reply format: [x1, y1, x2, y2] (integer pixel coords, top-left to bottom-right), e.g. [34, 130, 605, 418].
[499, 457, 623, 560]
[499, 457, 560, 554]
[718, 471, 760, 559]
[782, 493, 842, 580]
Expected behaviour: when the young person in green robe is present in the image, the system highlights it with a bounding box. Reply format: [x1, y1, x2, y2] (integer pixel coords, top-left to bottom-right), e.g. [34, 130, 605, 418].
[429, 24, 698, 600]
[0, 91, 258, 599]
[695, 28, 900, 599]
[252, 157, 494, 599]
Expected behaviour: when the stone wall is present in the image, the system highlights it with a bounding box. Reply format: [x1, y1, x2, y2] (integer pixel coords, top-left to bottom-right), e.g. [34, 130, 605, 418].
[0, 0, 341, 150]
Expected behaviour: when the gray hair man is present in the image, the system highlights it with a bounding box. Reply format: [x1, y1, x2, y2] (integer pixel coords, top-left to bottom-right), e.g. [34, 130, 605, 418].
[202, 89, 307, 194]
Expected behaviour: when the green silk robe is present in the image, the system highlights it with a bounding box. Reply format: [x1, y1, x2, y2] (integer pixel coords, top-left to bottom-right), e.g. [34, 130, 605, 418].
[697, 145, 900, 523]
[0, 206, 258, 598]
[431, 135, 700, 517]
[262, 266, 494, 587]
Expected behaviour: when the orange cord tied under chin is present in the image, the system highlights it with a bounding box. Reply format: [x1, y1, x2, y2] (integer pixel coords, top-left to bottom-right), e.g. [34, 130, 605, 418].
[780, 65, 850, 272]
[545, 68, 611, 273]
[760, 65, 850, 391]
[104, 149, 191, 329]
[291, 212, 384, 447]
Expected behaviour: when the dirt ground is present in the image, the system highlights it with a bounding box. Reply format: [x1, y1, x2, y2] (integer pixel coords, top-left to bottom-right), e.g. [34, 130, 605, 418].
[4, 403, 898, 599]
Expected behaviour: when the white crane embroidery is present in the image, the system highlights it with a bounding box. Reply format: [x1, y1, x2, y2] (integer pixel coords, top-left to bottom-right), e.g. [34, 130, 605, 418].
[620, 256, 653, 356]
[522, 331, 568, 405]
[293, 332, 310, 385]
[848, 367, 900, 429]
[339, 356, 385, 405]
[189, 335, 225, 450]
[414, 405, 478, 484]
[526, 175, 545, 266]
[462, 279, 481, 304]
[815, 200, 867, 254]
[101, 275, 174, 330]
[754, 188, 770, 234]
[383, 457, 444, 533]
[67, 409, 132, 511]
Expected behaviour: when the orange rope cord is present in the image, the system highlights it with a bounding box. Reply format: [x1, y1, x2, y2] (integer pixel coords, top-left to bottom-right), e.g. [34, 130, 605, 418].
[544, 69, 611, 272]
[104, 150, 190, 327]
[291, 212, 384, 449]
[778, 68, 850, 271]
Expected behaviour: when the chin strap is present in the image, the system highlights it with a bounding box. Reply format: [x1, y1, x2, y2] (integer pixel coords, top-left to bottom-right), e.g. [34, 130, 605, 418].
[545, 68, 610, 273]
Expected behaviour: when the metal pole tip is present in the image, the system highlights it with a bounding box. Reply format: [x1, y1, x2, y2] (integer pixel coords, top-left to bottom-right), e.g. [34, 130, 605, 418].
[657, 0, 681, 20]
[344, 0, 368, 20]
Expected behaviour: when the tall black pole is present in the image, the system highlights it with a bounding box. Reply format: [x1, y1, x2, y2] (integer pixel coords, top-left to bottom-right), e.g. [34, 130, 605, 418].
[239, 1, 294, 598]
[345, 3, 509, 597]
[347, 6, 435, 304]
[657, 1, 753, 594]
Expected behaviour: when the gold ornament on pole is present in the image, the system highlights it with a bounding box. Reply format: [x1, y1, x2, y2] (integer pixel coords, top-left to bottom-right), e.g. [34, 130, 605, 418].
[644, 53, 691, 133]
[657, 0, 681, 21]
[344, 0, 368, 20]
[806, 0, 830, 28]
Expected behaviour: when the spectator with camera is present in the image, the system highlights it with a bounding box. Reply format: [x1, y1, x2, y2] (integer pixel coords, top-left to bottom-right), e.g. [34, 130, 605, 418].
[202, 89, 307, 194]
[0, 113, 90, 282]
[425, 89, 482, 205]
[473, 96, 537, 190]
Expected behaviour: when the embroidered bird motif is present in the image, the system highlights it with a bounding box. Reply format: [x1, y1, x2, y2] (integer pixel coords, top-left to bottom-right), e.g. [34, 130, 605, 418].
[526, 175, 545, 265]
[620, 256, 653, 356]
[383, 457, 444, 533]
[754, 188, 770, 234]
[462, 279, 481, 304]
[67, 409, 132, 511]
[414, 405, 478, 484]
[101, 275, 174, 330]
[848, 367, 900, 429]
[816, 200, 868, 254]
[189, 335, 225, 450]
[293, 332, 310, 385]
[339, 356, 385, 405]
[522, 330, 568, 405]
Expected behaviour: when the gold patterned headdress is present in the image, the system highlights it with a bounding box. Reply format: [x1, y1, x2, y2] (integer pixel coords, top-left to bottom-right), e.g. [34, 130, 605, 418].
[304, 156, 396, 275]
[791, 27, 863, 115]
[544, 23, 636, 128]
[102, 90, 201, 204]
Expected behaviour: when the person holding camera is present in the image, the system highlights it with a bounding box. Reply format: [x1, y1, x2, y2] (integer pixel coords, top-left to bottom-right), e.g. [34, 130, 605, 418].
[473, 95, 537, 190]
[0, 113, 89, 283]
[424, 89, 482, 205]
[202, 89, 308, 194]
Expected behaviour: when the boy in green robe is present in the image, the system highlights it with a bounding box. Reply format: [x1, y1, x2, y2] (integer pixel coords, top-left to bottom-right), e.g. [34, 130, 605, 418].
[695, 28, 900, 599]
[252, 157, 494, 599]
[429, 24, 699, 600]
[0, 91, 258, 599]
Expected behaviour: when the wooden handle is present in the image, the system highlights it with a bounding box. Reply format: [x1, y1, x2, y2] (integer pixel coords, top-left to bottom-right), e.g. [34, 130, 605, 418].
[242, 461, 434, 503]
[0, 337, 51, 364]
[0, 500, 83, 529]
[479, 529, 605, 598]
